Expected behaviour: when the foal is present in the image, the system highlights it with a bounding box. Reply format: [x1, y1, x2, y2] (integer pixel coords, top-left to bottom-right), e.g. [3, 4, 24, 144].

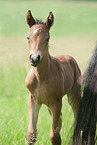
[25, 11, 81, 145]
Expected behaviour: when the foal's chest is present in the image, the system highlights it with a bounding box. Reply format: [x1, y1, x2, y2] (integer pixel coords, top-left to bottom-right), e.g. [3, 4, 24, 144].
[25, 71, 48, 101]
[25, 72, 62, 105]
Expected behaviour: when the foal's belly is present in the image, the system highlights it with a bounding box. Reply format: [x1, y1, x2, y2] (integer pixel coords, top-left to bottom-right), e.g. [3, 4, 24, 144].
[30, 87, 54, 106]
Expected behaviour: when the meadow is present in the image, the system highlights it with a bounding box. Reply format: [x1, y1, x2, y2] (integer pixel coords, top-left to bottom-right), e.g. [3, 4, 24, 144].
[0, 1, 97, 145]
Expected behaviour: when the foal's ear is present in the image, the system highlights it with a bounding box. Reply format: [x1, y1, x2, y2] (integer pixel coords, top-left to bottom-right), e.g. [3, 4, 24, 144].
[26, 10, 36, 28]
[46, 12, 54, 30]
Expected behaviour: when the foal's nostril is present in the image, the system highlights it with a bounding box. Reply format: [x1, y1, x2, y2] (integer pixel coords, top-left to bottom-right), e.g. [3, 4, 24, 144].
[29, 54, 32, 60]
[37, 55, 40, 61]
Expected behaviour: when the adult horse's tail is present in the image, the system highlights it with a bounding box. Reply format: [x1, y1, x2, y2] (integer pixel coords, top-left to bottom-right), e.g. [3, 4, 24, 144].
[73, 43, 97, 145]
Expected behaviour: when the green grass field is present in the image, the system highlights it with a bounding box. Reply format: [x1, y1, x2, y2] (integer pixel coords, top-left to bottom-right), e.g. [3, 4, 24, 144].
[0, 1, 97, 145]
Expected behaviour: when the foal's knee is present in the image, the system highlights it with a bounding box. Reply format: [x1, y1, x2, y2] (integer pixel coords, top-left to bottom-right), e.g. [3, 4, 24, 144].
[27, 131, 37, 145]
[50, 131, 61, 145]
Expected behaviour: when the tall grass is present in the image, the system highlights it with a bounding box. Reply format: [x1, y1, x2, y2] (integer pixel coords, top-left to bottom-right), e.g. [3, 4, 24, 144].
[0, 1, 97, 145]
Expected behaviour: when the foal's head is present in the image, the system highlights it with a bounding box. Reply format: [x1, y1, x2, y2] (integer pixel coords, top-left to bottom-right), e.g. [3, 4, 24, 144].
[26, 11, 54, 67]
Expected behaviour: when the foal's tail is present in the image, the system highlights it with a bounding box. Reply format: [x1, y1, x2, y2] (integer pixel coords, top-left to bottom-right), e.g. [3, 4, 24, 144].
[73, 43, 97, 145]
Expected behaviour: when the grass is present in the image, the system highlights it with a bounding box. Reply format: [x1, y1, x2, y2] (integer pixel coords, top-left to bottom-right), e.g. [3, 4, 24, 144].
[0, 1, 97, 37]
[0, 1, 97, 145]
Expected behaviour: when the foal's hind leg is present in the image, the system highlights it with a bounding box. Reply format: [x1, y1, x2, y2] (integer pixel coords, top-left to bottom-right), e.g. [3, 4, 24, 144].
[67, 80, 81, 120]
[50, 100, 62, 145]
[27, 92, 41, 145]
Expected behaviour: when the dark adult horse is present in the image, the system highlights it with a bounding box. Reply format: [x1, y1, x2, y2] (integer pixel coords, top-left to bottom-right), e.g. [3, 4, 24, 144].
[25, 11, 81, 145]
[73, 44, 97, 145]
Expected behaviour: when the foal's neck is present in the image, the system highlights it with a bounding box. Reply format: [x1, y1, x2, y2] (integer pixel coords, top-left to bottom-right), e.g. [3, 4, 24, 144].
[34, 48, 51, 81]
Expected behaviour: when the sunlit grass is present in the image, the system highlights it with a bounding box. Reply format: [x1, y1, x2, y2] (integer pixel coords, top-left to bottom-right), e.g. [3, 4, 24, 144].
[0, 35, 96, 145]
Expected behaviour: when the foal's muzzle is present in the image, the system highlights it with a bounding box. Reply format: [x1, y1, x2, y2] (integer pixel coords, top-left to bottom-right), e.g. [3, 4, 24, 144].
[29, 52, 41, 67]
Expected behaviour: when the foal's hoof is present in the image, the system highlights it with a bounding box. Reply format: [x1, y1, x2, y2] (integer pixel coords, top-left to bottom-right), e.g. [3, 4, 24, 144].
[50, 132, 61, 145]
[27, 132, 37, 145]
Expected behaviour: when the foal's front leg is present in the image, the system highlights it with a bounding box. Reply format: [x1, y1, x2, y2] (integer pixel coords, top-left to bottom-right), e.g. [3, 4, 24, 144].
[50, 101, 62, 145]
[27, 92, 41, 145]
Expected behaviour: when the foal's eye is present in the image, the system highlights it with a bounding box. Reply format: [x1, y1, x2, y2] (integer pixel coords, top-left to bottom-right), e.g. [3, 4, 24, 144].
[27, 36, 30, 40]
[27, 37, 30, 42]
[46, 38, 49, 43]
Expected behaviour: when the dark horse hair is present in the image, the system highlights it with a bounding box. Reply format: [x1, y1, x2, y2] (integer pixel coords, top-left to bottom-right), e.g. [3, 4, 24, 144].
[73, 43, 97, 145]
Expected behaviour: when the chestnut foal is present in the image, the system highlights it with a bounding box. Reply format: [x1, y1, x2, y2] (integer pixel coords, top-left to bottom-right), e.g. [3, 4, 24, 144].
[25, 11, 81, 145]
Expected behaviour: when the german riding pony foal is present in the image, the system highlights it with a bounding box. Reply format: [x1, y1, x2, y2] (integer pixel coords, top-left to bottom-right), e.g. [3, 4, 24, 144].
[25, 10, 81, 145]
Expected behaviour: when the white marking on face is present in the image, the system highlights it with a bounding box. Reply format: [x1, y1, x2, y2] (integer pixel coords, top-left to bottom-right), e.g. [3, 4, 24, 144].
[33, 28, 40, 35]
[29, 28, 40, 39]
